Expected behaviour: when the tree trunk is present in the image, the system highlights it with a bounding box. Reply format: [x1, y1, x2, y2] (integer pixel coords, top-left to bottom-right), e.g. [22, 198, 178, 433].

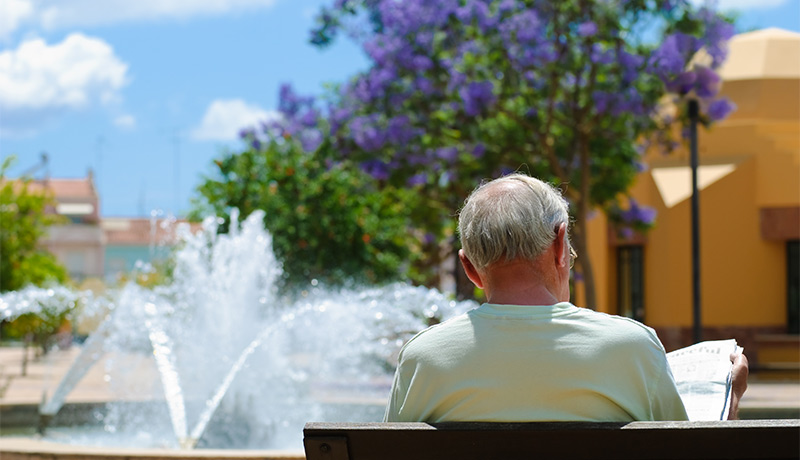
[572, 214, 597, 309]
[576, 133, 597, 309]
[21, 333, 31, 377]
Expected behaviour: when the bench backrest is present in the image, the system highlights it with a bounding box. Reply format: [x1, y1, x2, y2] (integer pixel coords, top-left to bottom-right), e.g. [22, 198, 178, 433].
[303, 420, 800, 460]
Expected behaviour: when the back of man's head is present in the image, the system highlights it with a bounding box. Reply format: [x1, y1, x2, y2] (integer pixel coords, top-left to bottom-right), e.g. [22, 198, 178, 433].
[458, 173, 570, 271]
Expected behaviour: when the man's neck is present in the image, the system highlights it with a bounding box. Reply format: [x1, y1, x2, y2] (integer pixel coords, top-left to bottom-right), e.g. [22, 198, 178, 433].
[482, 259, 563, 306]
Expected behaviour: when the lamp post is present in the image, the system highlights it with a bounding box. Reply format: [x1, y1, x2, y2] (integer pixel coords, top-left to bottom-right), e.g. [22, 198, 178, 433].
[688, 99, 702, 344]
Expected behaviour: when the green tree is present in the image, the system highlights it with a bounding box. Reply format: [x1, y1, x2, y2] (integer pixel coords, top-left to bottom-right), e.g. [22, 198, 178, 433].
[0, 156, 70, 369]
[191, 136, 422, 291]
[0, 156, 68, 292]
[304, 0, 736, 304]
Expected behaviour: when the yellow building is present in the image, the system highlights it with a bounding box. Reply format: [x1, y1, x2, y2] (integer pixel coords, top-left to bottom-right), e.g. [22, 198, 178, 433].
[584, 28, 800, 370]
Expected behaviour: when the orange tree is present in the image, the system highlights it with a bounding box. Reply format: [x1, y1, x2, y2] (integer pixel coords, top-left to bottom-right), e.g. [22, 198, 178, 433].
[191, 131, 423, 291]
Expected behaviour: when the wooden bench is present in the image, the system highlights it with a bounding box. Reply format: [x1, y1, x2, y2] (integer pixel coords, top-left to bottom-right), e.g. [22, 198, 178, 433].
[303, 420, 800, 460]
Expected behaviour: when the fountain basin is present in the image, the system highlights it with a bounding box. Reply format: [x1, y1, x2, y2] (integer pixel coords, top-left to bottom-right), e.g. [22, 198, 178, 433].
[0, 437, 304, 460]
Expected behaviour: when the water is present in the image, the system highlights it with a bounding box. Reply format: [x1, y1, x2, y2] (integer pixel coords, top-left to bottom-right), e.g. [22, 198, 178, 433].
[1, 210, 477, 450]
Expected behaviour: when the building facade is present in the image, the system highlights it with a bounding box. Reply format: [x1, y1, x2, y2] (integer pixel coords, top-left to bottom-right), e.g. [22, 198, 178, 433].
[581, 29, 799, 368]
[37, 174, 105, 281]
[28, 172, 192, 284]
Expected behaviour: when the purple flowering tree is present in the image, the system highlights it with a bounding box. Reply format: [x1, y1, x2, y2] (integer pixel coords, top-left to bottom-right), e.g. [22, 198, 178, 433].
[302, 0, 736, 305]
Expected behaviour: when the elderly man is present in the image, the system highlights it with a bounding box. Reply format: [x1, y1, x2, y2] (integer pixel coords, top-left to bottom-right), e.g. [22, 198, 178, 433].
[385, 173, 747, 423]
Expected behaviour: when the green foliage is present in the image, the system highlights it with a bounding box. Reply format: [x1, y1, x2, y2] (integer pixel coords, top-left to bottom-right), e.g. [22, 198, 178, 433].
[0, 156, 68, 292]
[1, 301, 76, 353]
[190, 137, 422, 290]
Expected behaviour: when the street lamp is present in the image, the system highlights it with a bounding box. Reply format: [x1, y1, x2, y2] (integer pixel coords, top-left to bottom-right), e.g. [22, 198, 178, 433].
[688, 99, 702, 344]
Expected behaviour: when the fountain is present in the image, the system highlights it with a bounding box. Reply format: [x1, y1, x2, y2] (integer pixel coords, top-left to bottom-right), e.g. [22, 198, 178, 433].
[0, 210, 477, 451]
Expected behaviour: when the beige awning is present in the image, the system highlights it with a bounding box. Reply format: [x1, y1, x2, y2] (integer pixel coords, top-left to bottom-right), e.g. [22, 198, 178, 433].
[651, 164, 737, 208]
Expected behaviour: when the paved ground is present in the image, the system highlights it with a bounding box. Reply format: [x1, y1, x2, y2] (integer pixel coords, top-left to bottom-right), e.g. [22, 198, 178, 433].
[1, 344, 798, 414]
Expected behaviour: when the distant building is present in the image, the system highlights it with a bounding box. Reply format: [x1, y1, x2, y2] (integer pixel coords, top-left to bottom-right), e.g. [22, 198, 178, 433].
[101, 217, 183, 282]
[23, 171, 196, 283]
[35, 173, 104, 281]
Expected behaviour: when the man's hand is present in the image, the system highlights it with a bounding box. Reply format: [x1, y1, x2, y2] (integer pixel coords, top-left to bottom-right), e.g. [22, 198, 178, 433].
[727, 352, 749, 420]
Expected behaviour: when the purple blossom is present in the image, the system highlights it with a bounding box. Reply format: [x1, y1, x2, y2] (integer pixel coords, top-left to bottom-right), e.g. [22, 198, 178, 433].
[697, 8, 735, 67]
[407, 173, 428, 186]
[407, 153, 429, 167]
[693, 66, 720, 98]
[666, 70, 697, 94]
[409, 55, 434, 71]
[300, 109, 319, 128]
[497, 166, 516, 176]
[415, 30, 434, 48]
[591, 44, 615, 65]
[619, 227, 635, 240]
[436, 146, 459, 163]
[472, 143, 486, 158]
[650, 32, 699, 79]
[446, 69, 467, 92]
[459, 81, 496, 116]
[330, 107, 352, 136]
[299, 129, 323, 152]
[414, 76, 435, 95]
[498, 0, 517, 15]
[360, 159, 391, 181]
[352, 67, 397, 103]
[278, 83, 314, 117]
[578, 21, 598, 37]
[386, 115, 420, 144]
[350, 115, 386, 152]
[593, 91, 614, 114]
[456, 1, 496, 33]
[458, 40, 482, 58]
[618, 50, 644, 84]
[707, 98, 736, 121]
[500, 9, 542, 46]
[620, 199, 656, 226]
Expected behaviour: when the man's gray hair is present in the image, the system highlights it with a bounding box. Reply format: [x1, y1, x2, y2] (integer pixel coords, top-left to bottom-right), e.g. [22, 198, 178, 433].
[458, 173, 570, 271]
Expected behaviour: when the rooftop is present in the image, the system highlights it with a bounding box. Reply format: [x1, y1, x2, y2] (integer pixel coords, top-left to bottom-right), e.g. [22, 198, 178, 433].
[719, 28, 800, 81]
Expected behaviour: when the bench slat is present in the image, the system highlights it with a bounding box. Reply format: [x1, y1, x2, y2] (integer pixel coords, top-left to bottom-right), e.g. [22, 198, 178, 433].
[303, 420, 800, 460]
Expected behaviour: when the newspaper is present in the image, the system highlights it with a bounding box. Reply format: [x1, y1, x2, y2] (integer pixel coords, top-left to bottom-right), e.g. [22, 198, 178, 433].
[666, 339, 743, 421]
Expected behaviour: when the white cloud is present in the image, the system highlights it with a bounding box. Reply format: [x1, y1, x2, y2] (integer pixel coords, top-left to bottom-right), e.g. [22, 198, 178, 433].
[114, 114, 136, 129]
[0, 33, 129, 136]
[191, 99, 279, 141]
[1, 0, 279, 38]
[0, 0, 34, 41]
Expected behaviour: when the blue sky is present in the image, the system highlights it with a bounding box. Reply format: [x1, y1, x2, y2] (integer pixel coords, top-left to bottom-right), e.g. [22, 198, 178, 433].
[1, 0, 798, 218]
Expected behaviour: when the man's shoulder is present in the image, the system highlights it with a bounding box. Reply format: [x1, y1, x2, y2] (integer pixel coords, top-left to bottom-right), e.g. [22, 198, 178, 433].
[399, 312, 472, 356]
[573, 308, 664, 349]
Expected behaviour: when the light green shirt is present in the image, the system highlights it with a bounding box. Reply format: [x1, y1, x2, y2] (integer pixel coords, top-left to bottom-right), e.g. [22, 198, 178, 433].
[384, 302, 689, 422]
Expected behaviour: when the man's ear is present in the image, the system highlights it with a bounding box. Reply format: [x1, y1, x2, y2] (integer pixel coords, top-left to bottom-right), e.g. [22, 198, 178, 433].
[554, 222, 569, 268]
[459, 249, 485, 289]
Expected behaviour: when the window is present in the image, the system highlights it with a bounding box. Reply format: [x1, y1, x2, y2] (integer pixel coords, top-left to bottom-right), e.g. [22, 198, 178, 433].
[788, 240, 799, 334]
[65, 251, 86, 280]
[618, 246, 644, 323]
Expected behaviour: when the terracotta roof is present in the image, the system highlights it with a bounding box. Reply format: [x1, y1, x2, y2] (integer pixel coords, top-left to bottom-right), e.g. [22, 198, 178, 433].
[102, 218, 203, 246]
[46, 178, 96, 199]
[6, 178, 96, 200]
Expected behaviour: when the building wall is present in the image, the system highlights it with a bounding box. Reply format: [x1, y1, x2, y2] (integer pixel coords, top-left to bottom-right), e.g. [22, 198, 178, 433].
[589, 31, 800, 358]
[104, 244, 172, 282]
